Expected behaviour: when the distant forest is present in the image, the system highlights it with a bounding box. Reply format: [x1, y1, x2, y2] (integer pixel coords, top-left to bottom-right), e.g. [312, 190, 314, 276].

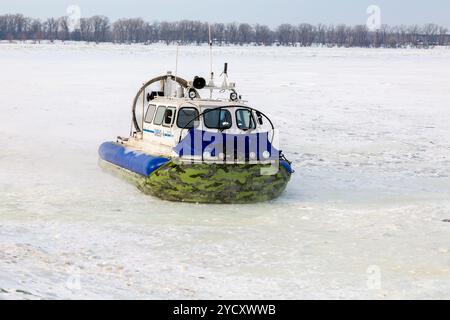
[1, 14, 449, 48]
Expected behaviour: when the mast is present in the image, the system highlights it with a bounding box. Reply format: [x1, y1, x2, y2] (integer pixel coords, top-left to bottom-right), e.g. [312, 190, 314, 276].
[175, 42, 179, 84]
[208, 24, 214, 99]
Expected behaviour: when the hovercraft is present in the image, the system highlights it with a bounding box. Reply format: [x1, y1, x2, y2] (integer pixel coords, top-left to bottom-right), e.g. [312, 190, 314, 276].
[98, 64, 293, 203]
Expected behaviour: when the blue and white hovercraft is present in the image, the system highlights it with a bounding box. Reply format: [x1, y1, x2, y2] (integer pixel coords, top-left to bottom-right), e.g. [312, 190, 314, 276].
[99, 63, 293, 203]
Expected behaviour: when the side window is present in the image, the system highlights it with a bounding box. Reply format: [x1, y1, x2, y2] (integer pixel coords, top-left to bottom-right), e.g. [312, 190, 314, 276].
[163, 108, 176, 127]
[144, 104, 156, 123]
[153, 106, 166, 125]
[236, 109, 256, 130]
[177, 107, 199, 129]
[204, 109, 232, 130]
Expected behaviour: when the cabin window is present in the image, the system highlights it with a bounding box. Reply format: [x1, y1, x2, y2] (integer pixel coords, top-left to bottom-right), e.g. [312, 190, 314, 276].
[163, 108, 176, 127]
[144, 104, 156, 123]
[153, 106, 166, 125]
[177, 107, 199, 129]
[236, 109, 256, 130]
[204, 109, 232, 130]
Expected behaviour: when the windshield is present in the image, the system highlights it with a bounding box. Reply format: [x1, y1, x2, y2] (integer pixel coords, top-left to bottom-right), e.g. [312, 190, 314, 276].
[236, 109, 256, 130]
[177, 107, 199, 129]
[203, 109, 232, 130]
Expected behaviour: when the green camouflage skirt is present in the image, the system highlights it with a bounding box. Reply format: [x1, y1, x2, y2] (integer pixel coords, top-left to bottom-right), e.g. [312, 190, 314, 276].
[100, 159, 291, 203]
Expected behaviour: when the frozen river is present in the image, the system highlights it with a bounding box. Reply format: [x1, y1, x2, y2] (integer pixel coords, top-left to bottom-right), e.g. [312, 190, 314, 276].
[0, 42, 449, 299]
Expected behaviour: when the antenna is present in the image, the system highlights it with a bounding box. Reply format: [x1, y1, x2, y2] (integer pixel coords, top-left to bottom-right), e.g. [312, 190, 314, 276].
[174, 42, 179, 83]
[208, 24, 214, 99]
[209, 24, 213, 79]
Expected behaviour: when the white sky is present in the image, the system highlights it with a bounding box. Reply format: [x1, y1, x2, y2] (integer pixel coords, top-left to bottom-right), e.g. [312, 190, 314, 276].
[0, 0, 449, 27]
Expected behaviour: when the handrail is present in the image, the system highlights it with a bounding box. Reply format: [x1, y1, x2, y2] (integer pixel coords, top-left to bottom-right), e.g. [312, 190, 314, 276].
[177, 105, 275, 144]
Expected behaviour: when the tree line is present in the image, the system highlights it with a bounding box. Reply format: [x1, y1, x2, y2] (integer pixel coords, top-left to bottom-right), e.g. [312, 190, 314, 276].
[1, 14, 449, 48]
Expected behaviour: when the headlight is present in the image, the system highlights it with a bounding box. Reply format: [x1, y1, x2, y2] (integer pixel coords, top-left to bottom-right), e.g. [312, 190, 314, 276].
[188, 89, 197, 99]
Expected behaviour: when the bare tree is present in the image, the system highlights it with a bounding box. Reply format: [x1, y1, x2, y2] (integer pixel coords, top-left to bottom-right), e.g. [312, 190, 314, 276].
[438, 26, 448, 46]
[211, 23, 225, 45]
[407, 24, 421, 46]
[1, 14, 449, 48]
[80, 18, 93, 41]
[237, 23, 254, 44]
[422, 23, 439, 46]
[316, 23, 327, 46]
[90, 16, 110, 43]
[30, 19, 43, 43]
[254, 24, 273, 46]
[276, 24, 295, 46]
[44, 17, 59, 41]
[59, 16, 70, 42]
[335, 24, 347, 47]
[297, 23, 316, 46]
[224, 23, 239, 44]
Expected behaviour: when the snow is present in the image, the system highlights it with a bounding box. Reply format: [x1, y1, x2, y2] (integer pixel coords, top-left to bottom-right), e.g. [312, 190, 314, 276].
[0, 42, 449, 299]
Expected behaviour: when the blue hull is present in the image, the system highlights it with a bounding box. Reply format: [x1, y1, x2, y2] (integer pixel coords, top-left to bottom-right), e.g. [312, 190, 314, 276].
[98, 142, 169, 177]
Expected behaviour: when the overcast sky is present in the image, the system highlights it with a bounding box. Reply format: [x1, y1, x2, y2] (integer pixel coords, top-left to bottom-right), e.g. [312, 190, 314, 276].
[1, 0, 449, 27]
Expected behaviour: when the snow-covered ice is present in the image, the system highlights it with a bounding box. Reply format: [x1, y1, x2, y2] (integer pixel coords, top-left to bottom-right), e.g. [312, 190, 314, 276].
[0, 42, 449, 299]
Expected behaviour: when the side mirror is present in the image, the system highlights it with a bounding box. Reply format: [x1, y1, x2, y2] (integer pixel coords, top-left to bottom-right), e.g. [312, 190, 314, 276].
[256, 112, 264, 125]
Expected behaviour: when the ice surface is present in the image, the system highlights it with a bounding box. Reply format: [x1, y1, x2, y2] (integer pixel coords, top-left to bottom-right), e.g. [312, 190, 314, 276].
[0, 42, 449, 299]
